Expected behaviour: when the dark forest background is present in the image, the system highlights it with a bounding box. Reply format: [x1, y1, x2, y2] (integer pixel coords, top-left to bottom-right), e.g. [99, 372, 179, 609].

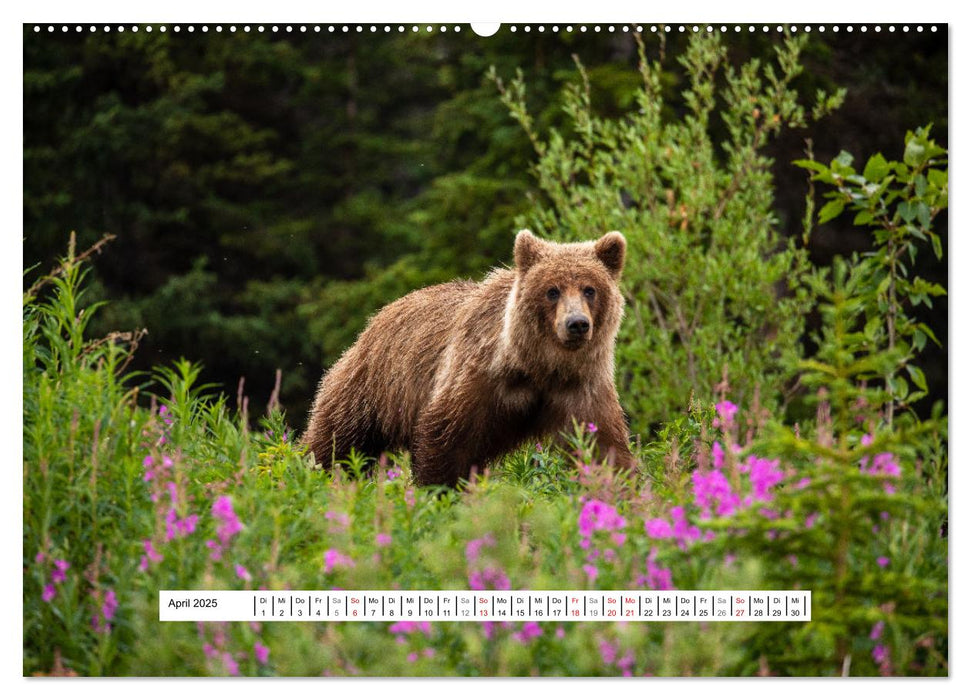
[23, 25, 948, 430]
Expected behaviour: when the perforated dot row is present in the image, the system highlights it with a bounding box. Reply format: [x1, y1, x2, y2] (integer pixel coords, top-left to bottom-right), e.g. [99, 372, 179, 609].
[31, 24, 940, 34]
[32, 25, 464, 33]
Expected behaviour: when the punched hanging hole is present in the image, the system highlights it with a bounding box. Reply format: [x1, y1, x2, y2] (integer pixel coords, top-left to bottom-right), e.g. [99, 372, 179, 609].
[470, 23, 501, 37]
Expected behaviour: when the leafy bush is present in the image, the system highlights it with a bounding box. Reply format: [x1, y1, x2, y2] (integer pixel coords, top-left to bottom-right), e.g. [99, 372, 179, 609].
[492, 31, 846, 434]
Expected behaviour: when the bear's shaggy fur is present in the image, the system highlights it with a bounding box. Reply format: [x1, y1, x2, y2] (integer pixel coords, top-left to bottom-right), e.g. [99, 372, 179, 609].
[303, 229, 634, 487]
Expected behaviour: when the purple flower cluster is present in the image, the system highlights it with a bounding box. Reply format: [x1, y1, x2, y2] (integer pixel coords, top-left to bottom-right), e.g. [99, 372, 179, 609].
[39, 556, 70, 603]
[164, 482, 199, 542]
[643, 506, 701, 550]
[577, 499, 627, 583]
[139, 539, 163, 571]
[692, 467, 740, 518]
[513, 621, 543, 644]
[860, 448, 902, 495]
[741, 455, 785, 505]
[323, 548, 355, 574]
[91, 589, 118, 633]
[578, 499, 626, 550]
[870, 621, 893, 675]
[469, 567, 511, 591]
[207, 495, 243, 561]
[465, 533, 511, 589]
[389, 620, 431, 643]
[599, 638, 636, 676]
[712, 400, 738, 429]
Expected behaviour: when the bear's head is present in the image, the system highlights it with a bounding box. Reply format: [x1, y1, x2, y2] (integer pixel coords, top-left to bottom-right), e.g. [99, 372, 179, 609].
[510, 229, 626, 355]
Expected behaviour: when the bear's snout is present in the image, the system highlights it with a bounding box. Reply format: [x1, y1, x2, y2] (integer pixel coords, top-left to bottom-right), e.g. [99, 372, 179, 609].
[566, 314, 591, 337]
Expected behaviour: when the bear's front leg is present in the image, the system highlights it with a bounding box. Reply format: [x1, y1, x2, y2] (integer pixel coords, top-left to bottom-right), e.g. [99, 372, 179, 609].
[574, 394, 635, 471]
[410, 400, 484, 488]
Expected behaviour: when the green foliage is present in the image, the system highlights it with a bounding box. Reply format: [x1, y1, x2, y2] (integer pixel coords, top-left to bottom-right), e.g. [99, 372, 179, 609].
[708, 258, 948, 675]
[493, 32, 846, 434]
[690, 131, 950, 675]
[796, 126, 947, 419]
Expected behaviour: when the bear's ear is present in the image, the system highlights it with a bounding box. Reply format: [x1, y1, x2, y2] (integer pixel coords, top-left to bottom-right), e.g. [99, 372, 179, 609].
[514, 229, 546, 273]
[594, 231, 626, 278]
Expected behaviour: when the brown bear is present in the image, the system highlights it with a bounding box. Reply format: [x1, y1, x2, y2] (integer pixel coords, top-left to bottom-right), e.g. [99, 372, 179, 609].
[303, 229, 634, 487]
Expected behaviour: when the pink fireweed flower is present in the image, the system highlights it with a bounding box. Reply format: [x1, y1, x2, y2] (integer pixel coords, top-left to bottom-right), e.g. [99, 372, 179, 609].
[375, 533, 392, 547]
[205, 539, 223, 561]
[42, 584, 56, 602]
[805, 513, 819, 529]
[407, 652, 419, 663]
[794, 477, 811, 490]
[142, 454, 155, 481]
[644, 518, 673, 539]
[92, 589, 118, 634]
[325, 511, 350, 530]
[254, 642, 270, 665]
[713, 400, 738, 427]
[860, 452, 901, 478]
[159, 404, 174, 426]
[861, 433, 874, 447]
[468, 567, 510, 591]
[51, 559, 70, 584]
[617, 649, 636, 677]
[555, 626, 565, 639]
[323, 548, 354, 574]
[712, 441, 725, 469]
[640, 548, 673, 590]
[235, 564, 252, 582]
[165, 508, 199, 541]
[743, 456, 785, 503]
[386, 466, 402, 480]
[870, 621, 885, 640]
[860, 452, 901, 495]
[103, 589, 118, 622]
[578, 499, 626, 549]
[389, 621, 431, 639]
[587, 422, 598, 433]
[669, 506, 702, 547]
[599, 639, 618, 665]
[692, 468, 740, 519]
[212, 496, 243, 545]
[139, 539, 163, 570]
[222, 652, 239, 676]
[583, 563, 599, 583]
[513, 621, 542, 643]
[465, 534, 496, 564]
[877, 556, 890, 568]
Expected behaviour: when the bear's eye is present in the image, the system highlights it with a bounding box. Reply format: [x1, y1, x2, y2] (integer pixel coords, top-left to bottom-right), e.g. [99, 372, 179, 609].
[546, 287, 560, 302]
[583, 286, 596, 299]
